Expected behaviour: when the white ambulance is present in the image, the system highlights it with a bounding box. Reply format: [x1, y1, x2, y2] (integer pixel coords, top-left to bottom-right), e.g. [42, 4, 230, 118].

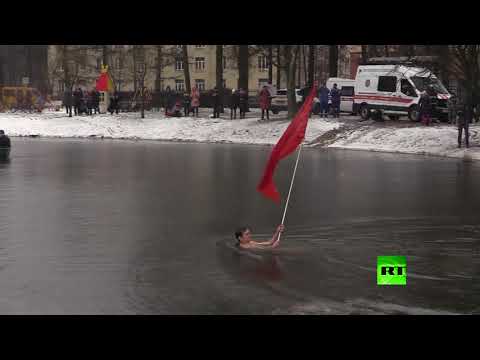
[353, 64, 451, 121]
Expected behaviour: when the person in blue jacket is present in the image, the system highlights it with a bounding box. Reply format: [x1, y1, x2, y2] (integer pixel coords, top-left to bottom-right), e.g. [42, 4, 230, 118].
[330, 83, 341, 118]
[318, 83, 330, 118]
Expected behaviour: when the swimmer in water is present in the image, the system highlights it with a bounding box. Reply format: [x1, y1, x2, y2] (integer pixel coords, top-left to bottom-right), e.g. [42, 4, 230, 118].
[235, 224, 284, 249]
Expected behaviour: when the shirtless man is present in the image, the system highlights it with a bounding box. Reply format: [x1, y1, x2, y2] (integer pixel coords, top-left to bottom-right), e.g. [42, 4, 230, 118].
[235, 224, 284, 249]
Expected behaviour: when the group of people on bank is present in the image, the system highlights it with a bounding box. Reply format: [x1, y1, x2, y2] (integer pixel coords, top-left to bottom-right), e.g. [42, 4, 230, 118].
[63, 89, 121, 117]
[162, 86, 249, 120]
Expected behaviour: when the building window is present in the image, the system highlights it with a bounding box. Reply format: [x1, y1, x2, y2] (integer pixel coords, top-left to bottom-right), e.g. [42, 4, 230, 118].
[195, 45, 206, 48]
[116, 58, 124, 69]
[195, 79, 205, 91]
[258, 79, 269, 88]
[58, 80, 64, 93]
[96, 58, 102, 70]
[175, 79, 185, 92]
[258, 55, 268, 71]
[195, 57, 205, 71]
[175, 59, 184, 71]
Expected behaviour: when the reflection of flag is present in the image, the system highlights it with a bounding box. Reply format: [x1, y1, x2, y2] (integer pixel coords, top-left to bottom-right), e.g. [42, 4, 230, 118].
[96, 65, 114, 92]
[257, 84, 318, 202]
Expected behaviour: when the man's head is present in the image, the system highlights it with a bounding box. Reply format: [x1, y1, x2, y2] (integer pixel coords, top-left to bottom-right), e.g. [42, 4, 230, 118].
[333, 83, 338, 88]
[0, 130, 4, 135]
[235, 226, 251, 244]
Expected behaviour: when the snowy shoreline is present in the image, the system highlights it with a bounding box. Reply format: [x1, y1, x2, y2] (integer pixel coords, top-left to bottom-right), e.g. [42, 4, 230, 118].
[2, 109, 480, 161]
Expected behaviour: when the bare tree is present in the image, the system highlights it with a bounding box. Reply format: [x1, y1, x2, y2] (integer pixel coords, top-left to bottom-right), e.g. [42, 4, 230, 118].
[368, 45, 379, 58]
[302, 46, 308, 86]
[308, 45, 315, 86]
[102, 45, 109, 67]
[182, 45, 191, 93]
[216, 45, 224, 112]
[49, 45, 82, 93]
[276, 45, 281, 89]
[450, 45, 480, 108]
[361, 45, 368, 63]
[133, 45, 147, 118]
[268, 45, 273, 84]
[285, 45, 300, 118]
[238, 45, 249, 110]
[329, 45, 338, 77]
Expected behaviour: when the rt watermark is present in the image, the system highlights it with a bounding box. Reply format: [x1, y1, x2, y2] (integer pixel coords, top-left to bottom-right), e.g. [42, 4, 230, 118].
[377, 256, 406, 286]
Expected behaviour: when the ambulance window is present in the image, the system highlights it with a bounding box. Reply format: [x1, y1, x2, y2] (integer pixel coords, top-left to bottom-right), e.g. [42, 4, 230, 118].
[401, 79, 417, 97]
[378, 76, 396, 92]
[341, 86, 354, 97]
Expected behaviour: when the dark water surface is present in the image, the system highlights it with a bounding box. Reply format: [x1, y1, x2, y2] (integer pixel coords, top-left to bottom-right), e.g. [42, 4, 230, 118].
[0, 138, 478, 314]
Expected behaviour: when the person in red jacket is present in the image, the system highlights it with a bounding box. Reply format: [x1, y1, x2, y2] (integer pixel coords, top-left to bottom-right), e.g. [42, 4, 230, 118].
[259, 85, 271, 121]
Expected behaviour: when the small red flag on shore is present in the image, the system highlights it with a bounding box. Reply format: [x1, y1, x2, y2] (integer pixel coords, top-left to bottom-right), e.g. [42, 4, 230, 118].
[257, 83, 318, 202]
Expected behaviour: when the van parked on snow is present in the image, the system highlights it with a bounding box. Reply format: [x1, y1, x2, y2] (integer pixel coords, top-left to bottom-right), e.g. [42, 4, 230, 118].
[270, 88, 303, 114]
[353, 64, 451, 121]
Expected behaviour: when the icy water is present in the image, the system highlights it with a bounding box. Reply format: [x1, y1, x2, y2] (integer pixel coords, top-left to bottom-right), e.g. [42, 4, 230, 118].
[0, 138, 479, 314]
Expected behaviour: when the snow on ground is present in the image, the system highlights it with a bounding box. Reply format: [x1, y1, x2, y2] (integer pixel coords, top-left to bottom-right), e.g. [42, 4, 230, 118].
[0, 108, 340, 145]
[1, 108, 480, 161]
[326, 118, 480, 161]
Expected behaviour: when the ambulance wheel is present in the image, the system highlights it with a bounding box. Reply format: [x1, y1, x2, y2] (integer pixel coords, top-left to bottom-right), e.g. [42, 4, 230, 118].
[408, 105, 419, 122]
[359, 104, 370, 120]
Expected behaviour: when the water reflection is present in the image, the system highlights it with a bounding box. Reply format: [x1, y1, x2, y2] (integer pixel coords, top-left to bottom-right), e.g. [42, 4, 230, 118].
[0, 139, 479, 314]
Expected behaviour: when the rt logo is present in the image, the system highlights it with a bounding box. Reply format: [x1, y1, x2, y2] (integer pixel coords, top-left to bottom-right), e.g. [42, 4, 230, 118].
[377, 256, 406, 286]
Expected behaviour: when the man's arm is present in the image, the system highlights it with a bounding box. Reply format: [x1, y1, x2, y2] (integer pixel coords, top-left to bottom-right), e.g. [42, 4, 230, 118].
[250, 225, 284, 246]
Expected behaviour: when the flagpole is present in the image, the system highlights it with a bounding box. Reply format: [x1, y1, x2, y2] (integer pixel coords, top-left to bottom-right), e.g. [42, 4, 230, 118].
[277, 142, 303, 242]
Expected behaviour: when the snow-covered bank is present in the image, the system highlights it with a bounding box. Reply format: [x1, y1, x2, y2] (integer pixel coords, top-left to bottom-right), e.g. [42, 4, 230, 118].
[0, 109, 339, 145]
[325, 119, 480, 161]
[1, 109, 480, 161]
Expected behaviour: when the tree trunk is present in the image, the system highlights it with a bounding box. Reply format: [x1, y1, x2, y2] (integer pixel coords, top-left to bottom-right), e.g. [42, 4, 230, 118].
[25, 46, 33, 84]
[216, 45, 224, 112]
[238, 45, 249, 111]
[182, 45, 191, 93]
[361, 45, 368, 63]
[268, 45, 273, 84]
[302, 46, 308, 86]
[141, 72, 145, 119]
[368, 45, 379, 58]
[329, 45, 338, 77]
[276, 45, 281, 90]
[286, 45, 300, 119]
[102, 45, 108, 67]
[155, 45, 162, 91]
[308, 45, 315, 86]
[62, 45, 71, 91]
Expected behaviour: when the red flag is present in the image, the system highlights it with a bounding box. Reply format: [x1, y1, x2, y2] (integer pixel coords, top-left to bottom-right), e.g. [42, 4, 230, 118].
[96, 65, 114, 92]
[257, 84, 318, 202]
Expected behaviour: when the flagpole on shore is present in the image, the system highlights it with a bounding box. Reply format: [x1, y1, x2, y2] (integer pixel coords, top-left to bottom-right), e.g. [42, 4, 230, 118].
[278, 142, 304, 241]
